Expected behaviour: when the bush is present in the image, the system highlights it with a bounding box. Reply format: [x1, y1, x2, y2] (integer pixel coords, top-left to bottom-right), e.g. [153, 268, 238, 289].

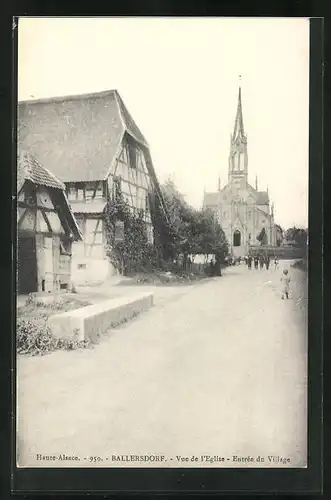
[17, 318, 58, 355]
[16, 317, 90, 356]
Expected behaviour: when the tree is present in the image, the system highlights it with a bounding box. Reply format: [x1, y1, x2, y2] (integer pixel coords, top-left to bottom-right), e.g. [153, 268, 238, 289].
[284, 226, 308, 249]
[256, 227, 268, 245]
[284, 226, 308, 263]
[161, 179, 228, 268]
[275, 224, 284, 246]
[161, 178, 197, 261]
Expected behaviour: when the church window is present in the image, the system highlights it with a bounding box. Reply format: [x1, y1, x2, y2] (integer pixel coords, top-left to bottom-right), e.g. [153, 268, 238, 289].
[248, 211, 252, 220]
[233, 230, 241, 247]
[237, 153, 241, 171]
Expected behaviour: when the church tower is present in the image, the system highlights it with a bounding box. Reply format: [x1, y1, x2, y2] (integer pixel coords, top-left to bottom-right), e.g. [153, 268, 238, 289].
[228, 86, 248, 184]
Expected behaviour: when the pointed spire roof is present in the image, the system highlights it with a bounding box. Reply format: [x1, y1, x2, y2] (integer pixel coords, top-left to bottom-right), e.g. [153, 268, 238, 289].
[233, 86, 245, 141]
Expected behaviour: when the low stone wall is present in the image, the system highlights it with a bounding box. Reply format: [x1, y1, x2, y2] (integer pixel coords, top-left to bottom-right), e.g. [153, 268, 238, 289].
[48, 292, 154, 342]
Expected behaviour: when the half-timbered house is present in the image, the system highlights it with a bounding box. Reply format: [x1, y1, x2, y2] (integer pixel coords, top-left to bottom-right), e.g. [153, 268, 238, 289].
[17, 151, 82, 295]
[18, 90, 169, 284]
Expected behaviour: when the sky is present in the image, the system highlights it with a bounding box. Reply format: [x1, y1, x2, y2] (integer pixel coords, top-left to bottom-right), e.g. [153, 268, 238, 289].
[18, 17, 309, 229]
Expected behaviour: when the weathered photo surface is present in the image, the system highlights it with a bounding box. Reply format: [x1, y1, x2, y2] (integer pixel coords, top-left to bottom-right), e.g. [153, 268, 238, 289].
[16, 17, 309, 468]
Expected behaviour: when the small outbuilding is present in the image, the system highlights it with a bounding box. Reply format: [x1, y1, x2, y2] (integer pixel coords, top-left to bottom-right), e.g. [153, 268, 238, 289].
[17, 150, 82, 295]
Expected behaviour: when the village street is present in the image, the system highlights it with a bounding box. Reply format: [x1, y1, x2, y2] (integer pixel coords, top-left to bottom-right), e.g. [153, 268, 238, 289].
[17, 261, 308, 468]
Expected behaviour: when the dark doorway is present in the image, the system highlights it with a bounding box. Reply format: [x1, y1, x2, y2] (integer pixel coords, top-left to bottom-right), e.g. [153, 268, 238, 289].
[17, 235, 38, 294]
[233, 230, 241, 247]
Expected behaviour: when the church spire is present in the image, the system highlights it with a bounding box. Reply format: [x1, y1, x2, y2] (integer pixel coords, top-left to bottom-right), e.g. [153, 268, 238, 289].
[233, 84, 245, 141]
[228, 79, 248, 182]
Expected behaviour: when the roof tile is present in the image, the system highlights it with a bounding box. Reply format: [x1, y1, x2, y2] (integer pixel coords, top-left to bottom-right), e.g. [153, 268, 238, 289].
[17, 150, 65, 191]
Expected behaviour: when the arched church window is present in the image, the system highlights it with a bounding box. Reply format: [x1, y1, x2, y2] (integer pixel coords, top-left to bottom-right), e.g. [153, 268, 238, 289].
[237, 153, 241, 171]
[233, 230, 241, 247]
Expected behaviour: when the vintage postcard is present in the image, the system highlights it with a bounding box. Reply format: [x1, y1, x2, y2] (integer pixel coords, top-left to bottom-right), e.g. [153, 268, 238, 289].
[16, 17, 309, 469]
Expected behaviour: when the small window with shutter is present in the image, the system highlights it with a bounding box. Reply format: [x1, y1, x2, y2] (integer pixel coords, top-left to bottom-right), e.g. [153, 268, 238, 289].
[95, 182, 104, 199]
[67, 184, 77, 201]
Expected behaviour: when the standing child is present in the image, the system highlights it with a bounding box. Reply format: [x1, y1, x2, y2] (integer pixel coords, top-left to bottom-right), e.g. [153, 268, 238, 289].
[274, 256, 279, 270]
[280, 269, 291, 299]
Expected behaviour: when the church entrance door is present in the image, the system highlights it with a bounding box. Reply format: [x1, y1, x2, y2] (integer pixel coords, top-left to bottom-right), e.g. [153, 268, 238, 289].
[232, 229, 246, 258]
[233, 230, 241, 247]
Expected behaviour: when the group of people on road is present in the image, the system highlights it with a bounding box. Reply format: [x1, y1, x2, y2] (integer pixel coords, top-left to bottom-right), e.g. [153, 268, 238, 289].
[245, 254, 279, 271]
[245, 254, 291, 299]
[227, 253, 291, 299]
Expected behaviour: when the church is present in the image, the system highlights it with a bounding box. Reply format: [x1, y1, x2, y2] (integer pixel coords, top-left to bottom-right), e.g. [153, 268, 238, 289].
[203, 86, 277, 258]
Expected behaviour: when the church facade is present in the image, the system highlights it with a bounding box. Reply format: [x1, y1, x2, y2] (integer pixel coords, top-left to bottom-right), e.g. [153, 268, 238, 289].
[203, 87, 277, 258]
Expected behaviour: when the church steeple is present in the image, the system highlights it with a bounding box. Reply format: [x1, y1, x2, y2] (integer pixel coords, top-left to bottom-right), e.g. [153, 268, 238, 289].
[229, 81, 248, 183]
[233, 86, 245, 141]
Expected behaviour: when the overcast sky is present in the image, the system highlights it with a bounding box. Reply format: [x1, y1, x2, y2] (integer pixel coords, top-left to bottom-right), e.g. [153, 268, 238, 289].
[18, 17, 309, 229]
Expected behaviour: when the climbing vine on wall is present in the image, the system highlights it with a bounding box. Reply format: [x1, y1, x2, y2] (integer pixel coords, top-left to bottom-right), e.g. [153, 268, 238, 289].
[104, 195, 157, 275]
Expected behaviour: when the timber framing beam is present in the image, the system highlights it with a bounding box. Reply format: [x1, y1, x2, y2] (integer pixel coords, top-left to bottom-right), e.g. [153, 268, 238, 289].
[17, 201, 58, 213]
[41, 210, 53, 233]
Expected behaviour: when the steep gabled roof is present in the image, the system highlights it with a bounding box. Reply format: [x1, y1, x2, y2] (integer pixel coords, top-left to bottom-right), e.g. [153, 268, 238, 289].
[18, 89, 148, 183]
[115, 92, 148, 148]
[247, 184, 269, 205]
[255, 191, 269, 205]
[256, 206, 270, 217]
[203, 192, 220, 207]
[17, 150, 82, 241]
[17, 150, 65, 192]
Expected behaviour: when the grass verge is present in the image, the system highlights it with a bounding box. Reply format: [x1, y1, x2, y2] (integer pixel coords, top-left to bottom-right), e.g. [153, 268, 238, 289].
[16, 295, 92, 356]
